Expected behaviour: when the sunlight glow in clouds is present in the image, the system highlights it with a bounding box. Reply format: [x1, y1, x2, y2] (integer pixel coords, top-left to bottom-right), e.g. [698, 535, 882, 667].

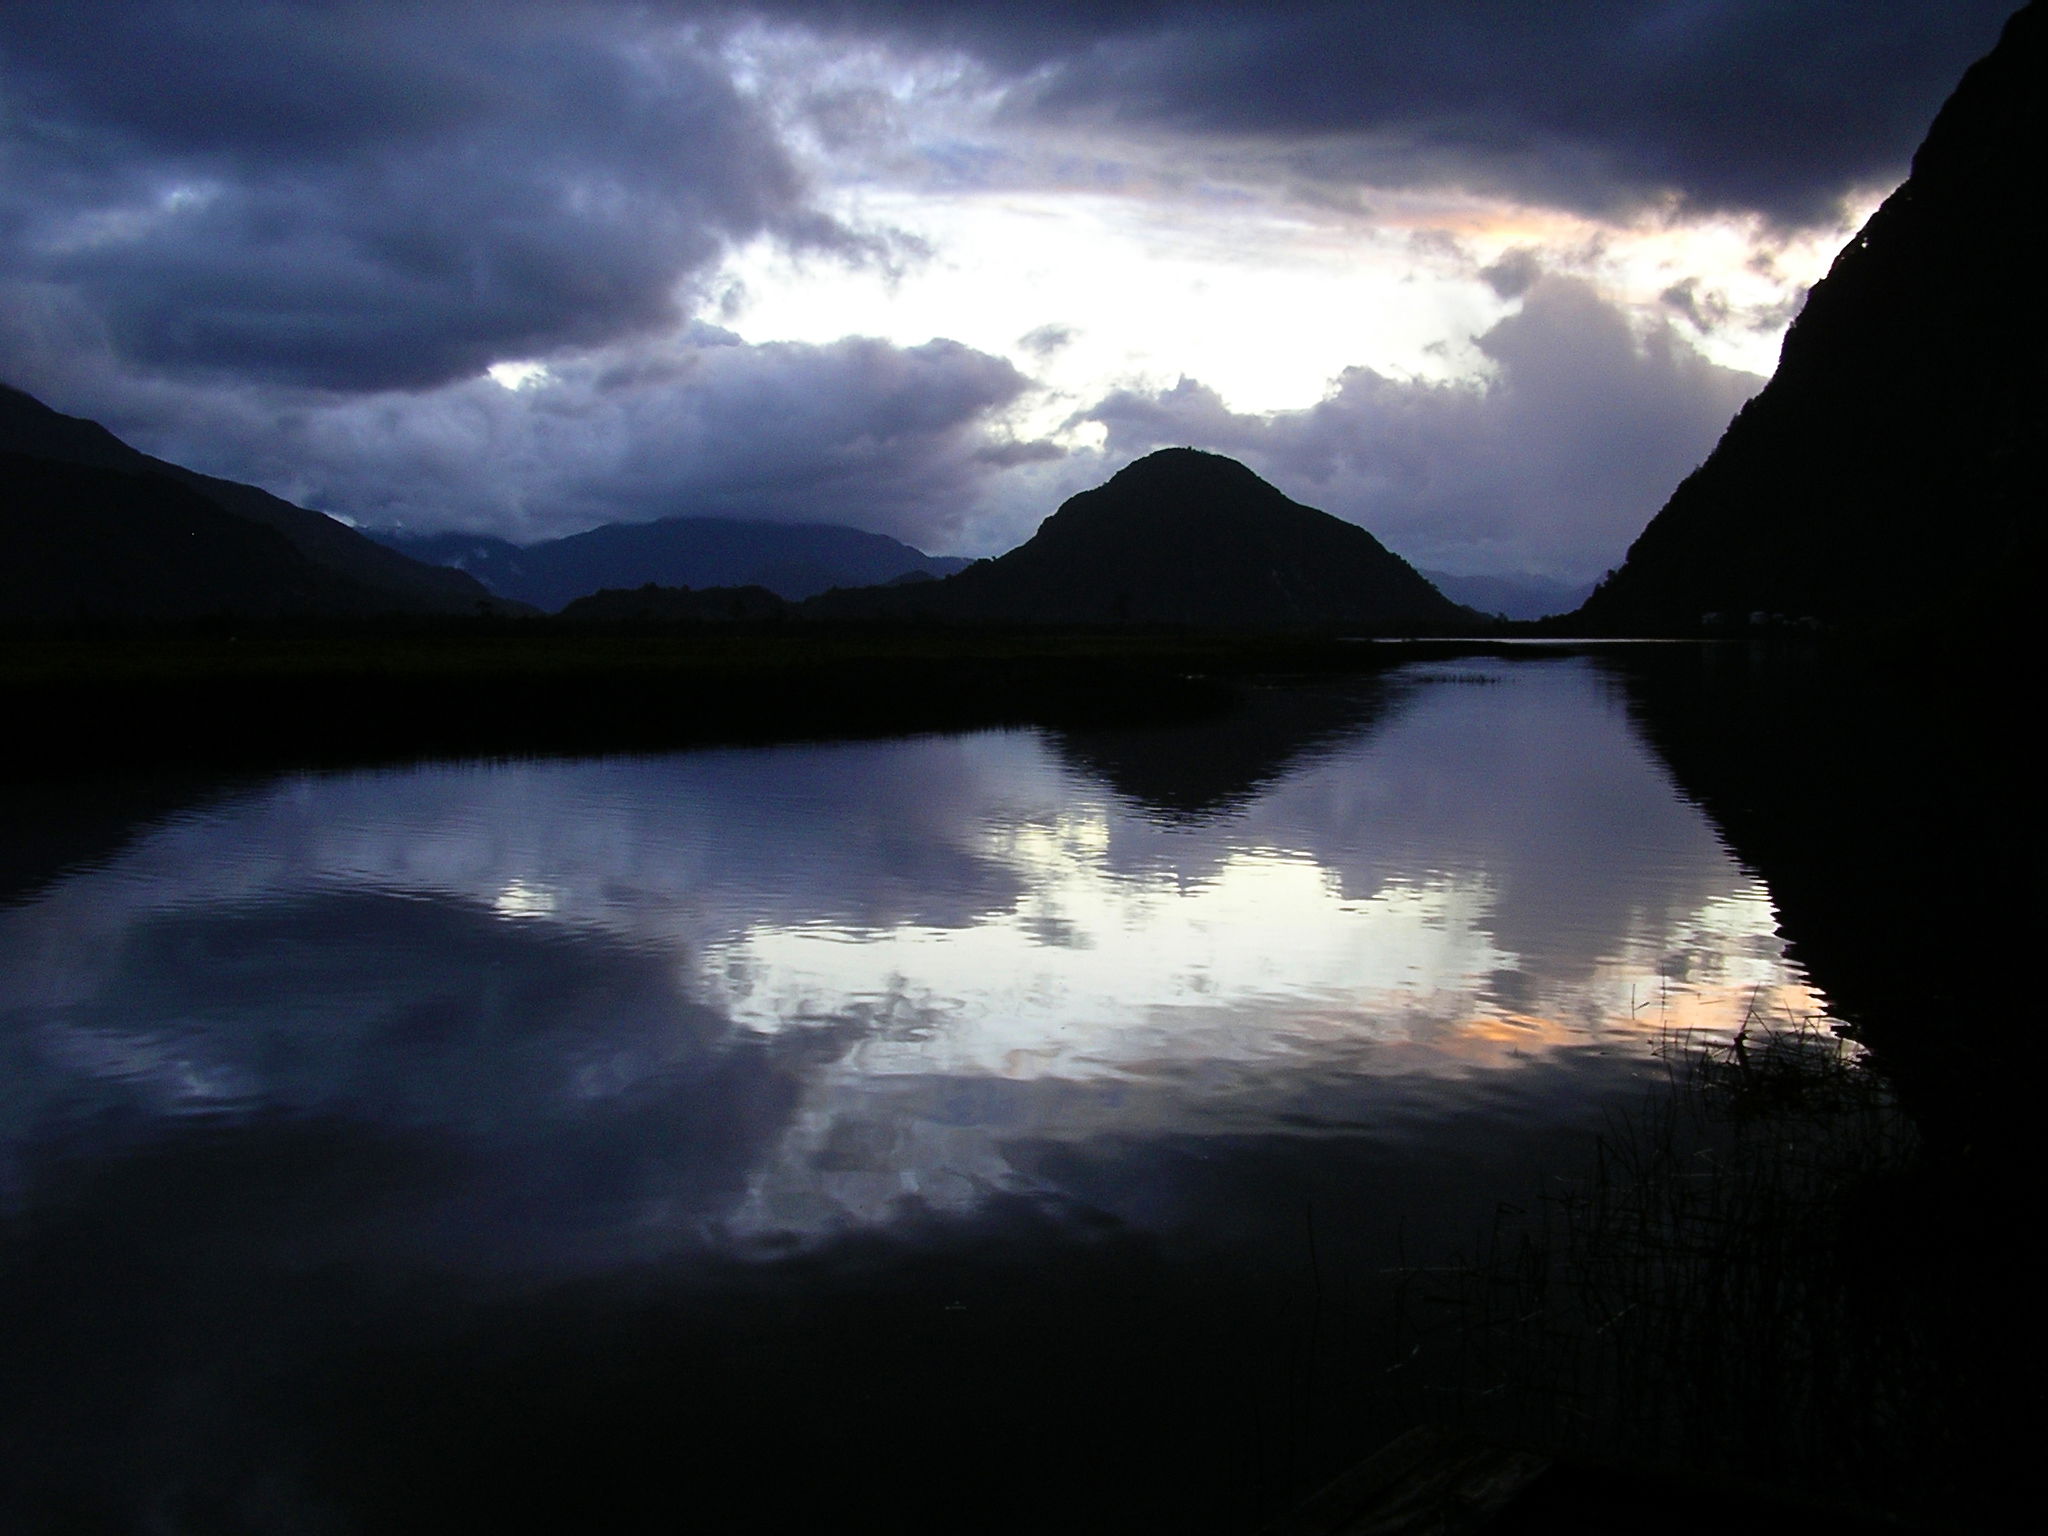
[486, 361, 552, 391]
[720, 189, 1516, 421]
[716, 19, 1875, 422]
[716, 156, 1865, 432]
[0, 2, 2011, 580]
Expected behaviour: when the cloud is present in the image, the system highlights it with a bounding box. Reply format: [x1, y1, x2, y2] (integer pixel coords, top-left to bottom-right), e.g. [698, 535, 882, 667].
[1079, 272, 1762, 579]
[751, 0, 2016, 225]
[1481, 249, 1544, 301]
[975, 438, 1068, 468]
[0, 1, 863, 392]
[1, 3, 2012, 405]
[0, 5, 1069, 550]
[1017, 324, 1078, 359]
[1659, 278, 1732, 333]
[17, 326, 1041, 550]
[3, 265, 1763, 571]
[0, 2, 1983, 571]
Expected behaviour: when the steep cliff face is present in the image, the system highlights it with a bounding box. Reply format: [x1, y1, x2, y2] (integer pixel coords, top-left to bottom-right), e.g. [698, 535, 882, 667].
[1579, 3, 2042, 634]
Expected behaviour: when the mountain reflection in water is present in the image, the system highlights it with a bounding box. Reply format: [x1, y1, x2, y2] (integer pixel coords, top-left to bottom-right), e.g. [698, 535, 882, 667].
[0, 657, 1827, 1532]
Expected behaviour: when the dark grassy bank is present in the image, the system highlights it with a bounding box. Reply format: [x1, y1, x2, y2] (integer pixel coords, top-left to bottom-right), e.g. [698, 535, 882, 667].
[1598, 630, 2038, 1161]
[0, 620, 1457, 776]
[1385, 631, 2037, 1534]
[1402, 1023, 1989, 1528]
[0, 619, 1441, 903]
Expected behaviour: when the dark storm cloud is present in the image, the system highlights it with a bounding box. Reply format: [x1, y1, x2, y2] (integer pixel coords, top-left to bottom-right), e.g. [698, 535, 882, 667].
[0, 1, 2013, 401]
[40, 329, 1039, 549]
[1017, 323, 1078, 359]
[0, 2, 2004, 564]
[0, 2, 1054, 547]
[0, 1, 840, 391]
[1080, 273, 1761, 579]
[1481, 249, 1544, 301]
[975, 437, 1067, 469]
[552, 334, 1038, 541]
[748, 0, 2016, 224]
[1660, 278, 1732, 332]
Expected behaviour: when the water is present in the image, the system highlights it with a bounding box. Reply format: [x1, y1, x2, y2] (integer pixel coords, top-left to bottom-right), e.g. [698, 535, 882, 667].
[0, 656, 1829, 1532]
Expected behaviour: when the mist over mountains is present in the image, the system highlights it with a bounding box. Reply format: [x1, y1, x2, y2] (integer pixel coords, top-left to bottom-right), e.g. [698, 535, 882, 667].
[1422, 570, 1595, 622]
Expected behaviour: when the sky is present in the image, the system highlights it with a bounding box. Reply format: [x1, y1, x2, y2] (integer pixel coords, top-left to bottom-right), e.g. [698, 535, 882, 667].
[0, 1, 2016, 581]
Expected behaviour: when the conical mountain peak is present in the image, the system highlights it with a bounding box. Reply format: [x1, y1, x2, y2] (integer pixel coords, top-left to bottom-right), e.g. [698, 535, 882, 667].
[935, 449, 1469, 629]
[1100, 446, 1279, 494]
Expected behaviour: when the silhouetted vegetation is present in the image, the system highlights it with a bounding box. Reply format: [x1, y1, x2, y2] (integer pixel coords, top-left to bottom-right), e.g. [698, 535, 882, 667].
[1404, 1014, 2017, 1530]
[1605, 636, 2039, 1160]
[1375, 630, 2039, 1530]
[556, 581, 790, 624]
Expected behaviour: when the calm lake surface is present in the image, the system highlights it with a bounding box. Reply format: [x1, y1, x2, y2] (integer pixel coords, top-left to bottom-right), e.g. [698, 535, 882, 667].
[1, 655, 1833, 1532]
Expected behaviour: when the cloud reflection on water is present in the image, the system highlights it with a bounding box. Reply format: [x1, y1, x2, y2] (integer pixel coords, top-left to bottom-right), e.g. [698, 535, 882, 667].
[0, 657, 1824, 1254]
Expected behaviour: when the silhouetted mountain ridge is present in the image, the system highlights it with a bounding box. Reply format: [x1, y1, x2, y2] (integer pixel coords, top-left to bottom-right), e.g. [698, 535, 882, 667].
[557, 583, 787, 624]
[1578, 3, 2042, 633]
[0, 453, 418, 620]
[817, 448, 1473, 630]
[0, 383, 500, 617]
[1423, 570, 1596, 621]
[373, 518, 971, 610]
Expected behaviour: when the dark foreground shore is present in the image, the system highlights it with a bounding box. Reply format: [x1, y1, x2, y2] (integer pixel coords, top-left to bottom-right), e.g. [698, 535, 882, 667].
[5, 622, 2029, 1534]
[0, 622, 1538, 773]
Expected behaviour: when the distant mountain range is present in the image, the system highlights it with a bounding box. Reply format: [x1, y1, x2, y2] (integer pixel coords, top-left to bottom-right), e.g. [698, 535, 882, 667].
[13, 0, 2031, 649]
[1421, 570, 1595, 621]
[0, 383, 501, 619]
[1578, 2, 2041, 634]
[1, 383, 1463, 631]
[557, 583, 788, 624]
[371, 520, 972, 610]
[816, 448, 1474, 631]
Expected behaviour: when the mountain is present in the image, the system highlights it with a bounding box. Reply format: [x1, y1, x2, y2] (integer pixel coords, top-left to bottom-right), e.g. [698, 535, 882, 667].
[0, 453, 429, 621]
[819, 448, 1472, 630]
[1422, 569, 1596, 621]
[372, 518, 971, 611]
[556, 583, 787, 624]
[0, 383, 501, 618]
[1577, 3, 2043, 635]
